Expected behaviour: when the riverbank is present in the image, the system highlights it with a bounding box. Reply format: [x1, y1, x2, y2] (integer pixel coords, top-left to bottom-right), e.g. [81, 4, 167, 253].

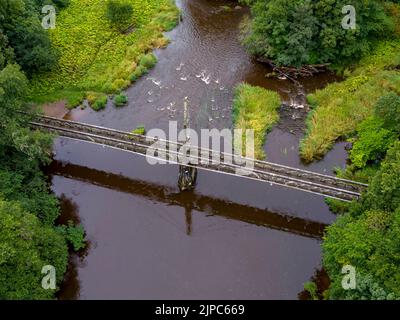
[29, 0, 180, 110]
[299, 38, 400, 300]
[300, 39, 400, 163]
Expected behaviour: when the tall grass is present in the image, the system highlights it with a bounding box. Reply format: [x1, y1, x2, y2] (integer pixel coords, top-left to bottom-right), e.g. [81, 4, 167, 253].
[233, 83, 281, 159]
[300, 39, 400, 162]
[29, 0, 179, 107]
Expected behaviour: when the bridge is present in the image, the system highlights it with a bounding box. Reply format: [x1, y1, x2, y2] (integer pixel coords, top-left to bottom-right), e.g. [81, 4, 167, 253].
[30, 115, 368, 202]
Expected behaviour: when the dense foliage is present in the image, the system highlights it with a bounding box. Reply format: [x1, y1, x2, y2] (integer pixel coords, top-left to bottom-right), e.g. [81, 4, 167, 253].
[300, 39, 400, 162]
[0, 199, 68, 299]
[241, 0, 396, 67]
[0, 0, 85, 299]
[323, 142, 400, 299]
[0, 63, 69, 299]
[0, 0, 65, 75]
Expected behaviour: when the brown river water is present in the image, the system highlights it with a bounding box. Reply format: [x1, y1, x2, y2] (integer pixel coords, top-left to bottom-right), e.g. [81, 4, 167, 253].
[50, 0, 348, 299]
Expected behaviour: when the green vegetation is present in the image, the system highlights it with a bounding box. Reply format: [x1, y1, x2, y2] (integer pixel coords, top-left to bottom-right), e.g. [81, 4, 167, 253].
[240, 0, 396, 67]
[114, 93, 128, 107]
[56, 221, 86, 251]
[300, 39, 400, 162]
[0, 63, 71, 299]
[105, 0, 134, 32]
[303, 281, 319, 300]
[349, 117, 397, 169]
[0, 0, 64, 75]
[323, 142, 400, 300]
[232, 83, 281, 159]
[86, 92, 108, 111]
[131, 53, 157, 81]
[29, 0, 180, 107]
[0, 1, 86, 299]
[0, 199, 68, 299]
[132, 125, 145, 135]
[315, 7, 400, 299]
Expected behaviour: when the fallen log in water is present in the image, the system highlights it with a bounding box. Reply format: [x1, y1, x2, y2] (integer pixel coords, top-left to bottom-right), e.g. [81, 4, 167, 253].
[257, 57, 329, 79]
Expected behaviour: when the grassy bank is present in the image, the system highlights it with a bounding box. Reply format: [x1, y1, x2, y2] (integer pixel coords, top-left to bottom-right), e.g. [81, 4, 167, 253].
[29, 0, 180, 109]
[232, 83, 281, 159]
[300, 39, 400, 162]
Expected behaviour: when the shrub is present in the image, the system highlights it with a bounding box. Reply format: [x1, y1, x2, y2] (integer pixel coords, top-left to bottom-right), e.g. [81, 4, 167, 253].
[56, 220, 86, 252]
[86, 92, 108, 111]
[349, 117, 396, 169]
[374, 92, 400, 133]
[132, 125, 145, 135]
[105, 0, 134, 32]
[130, 65, 147, 82]
[66, 91, 85, 109]
[138, 53, 157, 69]
[303, 281, 319, 300]
[363, 141, 400, 212]
[92, 96, 107, 111]
[114, 93, 128, 107]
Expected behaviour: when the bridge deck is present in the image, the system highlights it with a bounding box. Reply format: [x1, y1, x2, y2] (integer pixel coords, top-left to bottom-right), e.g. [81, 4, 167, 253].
[30, 115, 368, 202]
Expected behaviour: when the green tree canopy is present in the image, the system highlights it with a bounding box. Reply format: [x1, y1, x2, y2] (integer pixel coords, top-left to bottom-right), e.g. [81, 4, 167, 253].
[242, 0, 394, 67]
[0, 198, 68, 299]
[0, 0, 59, 75]
[323, 142, 400, 299]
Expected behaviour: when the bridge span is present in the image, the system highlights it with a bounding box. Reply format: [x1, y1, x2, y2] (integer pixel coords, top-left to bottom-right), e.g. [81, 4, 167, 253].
[30, 115, 368, 202]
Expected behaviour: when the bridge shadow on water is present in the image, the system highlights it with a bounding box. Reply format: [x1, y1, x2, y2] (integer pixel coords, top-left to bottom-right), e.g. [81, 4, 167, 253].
[46, 161, 327, 240]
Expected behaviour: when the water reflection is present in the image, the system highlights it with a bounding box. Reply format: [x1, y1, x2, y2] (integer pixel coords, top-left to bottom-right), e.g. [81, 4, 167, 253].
[47, 161, 327, 240]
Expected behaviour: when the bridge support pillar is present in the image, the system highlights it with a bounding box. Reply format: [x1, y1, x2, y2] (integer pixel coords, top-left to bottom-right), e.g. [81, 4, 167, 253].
[178, 97, 198, 191]
[178, 165, 197, 191]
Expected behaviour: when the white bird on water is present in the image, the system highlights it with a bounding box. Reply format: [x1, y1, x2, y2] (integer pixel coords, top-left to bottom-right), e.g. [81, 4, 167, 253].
[196, 70, 206, 78]
[176, 63, 184, 71]
[202, 74, 211, 85]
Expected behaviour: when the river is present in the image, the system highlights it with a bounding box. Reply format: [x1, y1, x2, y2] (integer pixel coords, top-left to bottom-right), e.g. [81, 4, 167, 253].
[51, 0, 348, 299]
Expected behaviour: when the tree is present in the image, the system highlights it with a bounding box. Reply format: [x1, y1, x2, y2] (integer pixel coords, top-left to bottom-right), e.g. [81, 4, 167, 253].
[0, 199, 68, 299]
[105, 0, 134, 32]
[323, 142, 400, 299]
[349, 117, 397, 169]
[0, 31, 14, 69]
[374, 92, 400, 133]
[0, 0, 59, 75]
[363, 141, 400, 212]
[242, 0, 394, 67]
[323, 209, 400, 300]
[0, 64, 53, 163]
